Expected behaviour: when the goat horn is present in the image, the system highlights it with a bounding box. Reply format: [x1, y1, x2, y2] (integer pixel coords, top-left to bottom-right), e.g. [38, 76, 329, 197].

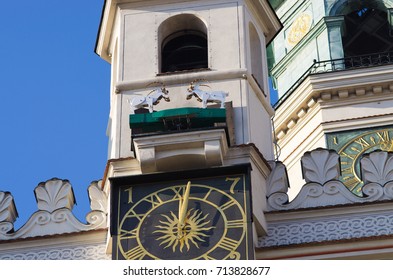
[146, 81, 165, 88]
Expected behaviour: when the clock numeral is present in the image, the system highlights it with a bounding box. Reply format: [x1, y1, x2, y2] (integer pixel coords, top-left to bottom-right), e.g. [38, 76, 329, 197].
[220, 199, 237, 211]
[120, 228, 137, 240]
[377, 131, 390, 143]
[343, 176, 361, 191]
[226, 177, 241, 194]
[203, 188, 214, 200]
[173, 187, 183, 200]
[124, 187, 133, 204]
[218, 237, 239, 252]
[341, 152, 355, 160]
[124, 245, 146, 260]
[350, 146, 361, 153]
[125, 209, 145, 221]
[354, 137, 370, 149]
[342, 167, 353, 174]
[227, 219, 244, 228]
[144, 194, 163, 208]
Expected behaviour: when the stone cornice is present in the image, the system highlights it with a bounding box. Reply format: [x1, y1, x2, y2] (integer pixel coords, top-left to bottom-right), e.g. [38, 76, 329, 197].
[257, 231, 393, 259]
[259, 202, 393, 249]
[116, 68, 275, 117]
[273, 65, 393, 143]
[245, 0, 283, 44]
[0, 229, 109, 260]
[96, 0, 282, 59]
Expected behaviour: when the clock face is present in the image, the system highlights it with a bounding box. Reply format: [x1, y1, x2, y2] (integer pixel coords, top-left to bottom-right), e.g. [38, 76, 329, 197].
[110, 165, 253, 260]
[327, 127, 393, 195]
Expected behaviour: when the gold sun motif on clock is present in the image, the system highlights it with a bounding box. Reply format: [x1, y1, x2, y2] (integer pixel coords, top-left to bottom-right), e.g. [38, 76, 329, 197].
[154, 208, 215, 253]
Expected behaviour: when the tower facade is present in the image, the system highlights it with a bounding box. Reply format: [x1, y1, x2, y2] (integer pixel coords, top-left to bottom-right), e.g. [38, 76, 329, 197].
[269, 0, 393, 198]
[96, 0, 281, 259]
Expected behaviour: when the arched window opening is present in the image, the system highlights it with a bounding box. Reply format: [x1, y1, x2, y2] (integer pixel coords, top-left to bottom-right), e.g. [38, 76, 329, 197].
[249, 23, 264, 90]
[161, 30, 208, 73]
[343, 7, 393, 57]
[158, 14, 208, 74]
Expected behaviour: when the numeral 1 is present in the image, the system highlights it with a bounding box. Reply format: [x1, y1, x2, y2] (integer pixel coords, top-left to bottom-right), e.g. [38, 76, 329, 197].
[124, 187, 133, 204]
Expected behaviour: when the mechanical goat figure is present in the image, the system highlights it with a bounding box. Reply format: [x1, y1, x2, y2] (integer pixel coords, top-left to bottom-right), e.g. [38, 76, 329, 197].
[186, 79, 228, 109]
[129, 82, 170, 113]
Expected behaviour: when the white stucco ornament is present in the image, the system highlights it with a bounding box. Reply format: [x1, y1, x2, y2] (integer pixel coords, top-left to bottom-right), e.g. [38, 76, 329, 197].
[0, 191, 17, 234]
[301, 148, 340, 184]
[266, 161, 290, 197]
[360, 151, 393, 186]
[0, 179, 108, 240]
[267, 149, 393, 211]
[35, 179, 75, 212]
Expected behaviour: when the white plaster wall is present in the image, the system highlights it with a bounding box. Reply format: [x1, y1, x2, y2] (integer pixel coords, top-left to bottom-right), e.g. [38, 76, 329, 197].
[247, 87, 275, 160]
[276, 106, 326, 200]
[120, 2, 241, 81]
[320, 97, 393, 124]
[276, 41, 319, 95]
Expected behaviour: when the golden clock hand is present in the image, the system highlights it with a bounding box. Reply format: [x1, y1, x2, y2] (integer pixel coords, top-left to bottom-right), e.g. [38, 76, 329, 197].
[178, 181, 191, 238]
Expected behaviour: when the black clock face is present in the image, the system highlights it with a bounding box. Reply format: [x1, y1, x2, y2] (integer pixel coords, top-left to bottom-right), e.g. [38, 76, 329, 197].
[110, 165, 253, 260]
[327, 126, 393, 194]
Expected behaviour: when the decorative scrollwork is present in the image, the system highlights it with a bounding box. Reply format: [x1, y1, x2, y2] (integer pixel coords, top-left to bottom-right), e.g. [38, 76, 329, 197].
[267, 193, 289, 210]
[0, 222, 14, 234]
[0, 178, 107, 241]
[362, 182, 384, 199]
[383, 181, 393, 199]
[36, 211, 51, 225]
[85, 211, 107, 227]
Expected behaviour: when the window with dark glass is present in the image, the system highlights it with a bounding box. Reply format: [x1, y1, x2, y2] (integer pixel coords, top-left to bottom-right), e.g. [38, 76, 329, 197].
[161, 31, 208, 73]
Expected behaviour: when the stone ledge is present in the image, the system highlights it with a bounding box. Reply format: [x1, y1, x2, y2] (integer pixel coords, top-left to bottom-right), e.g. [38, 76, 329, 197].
[133, 129, 229, 173]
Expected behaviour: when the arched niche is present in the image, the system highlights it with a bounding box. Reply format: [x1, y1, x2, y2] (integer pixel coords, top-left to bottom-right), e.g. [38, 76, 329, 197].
[158, 14, 209, 73]
[249, 22, 264, 90]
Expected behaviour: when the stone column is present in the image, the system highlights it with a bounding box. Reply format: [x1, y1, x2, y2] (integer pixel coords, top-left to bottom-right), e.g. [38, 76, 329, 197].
[325, 16, 345, 65]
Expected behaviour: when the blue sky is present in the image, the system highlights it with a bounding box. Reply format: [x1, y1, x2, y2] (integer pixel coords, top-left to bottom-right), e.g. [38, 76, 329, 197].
[0, 1, 110, 227]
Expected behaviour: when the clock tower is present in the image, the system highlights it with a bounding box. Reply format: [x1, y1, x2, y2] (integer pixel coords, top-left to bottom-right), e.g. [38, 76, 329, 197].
[95, 0, 281, 259]
[268, 0, 393, 199]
